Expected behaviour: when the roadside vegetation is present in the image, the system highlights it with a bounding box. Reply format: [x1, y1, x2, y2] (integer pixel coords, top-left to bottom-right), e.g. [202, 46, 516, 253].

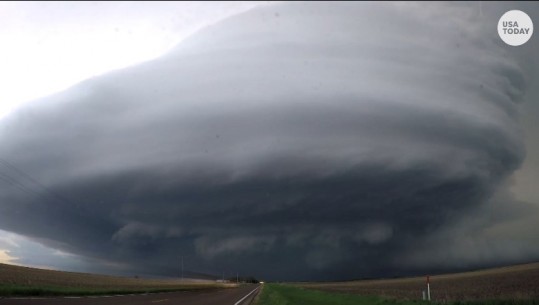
[256, 283, 424, 305]
[256, 284, 539, 305]
[0, 263, 232, 297]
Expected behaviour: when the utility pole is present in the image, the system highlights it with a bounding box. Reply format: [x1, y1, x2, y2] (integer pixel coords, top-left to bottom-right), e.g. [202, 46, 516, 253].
[427, 275, 431, 301]
[180, 256, 184, 281]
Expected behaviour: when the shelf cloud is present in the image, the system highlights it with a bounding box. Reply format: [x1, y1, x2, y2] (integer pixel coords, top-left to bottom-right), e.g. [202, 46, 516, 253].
[1, 2, 538, 280]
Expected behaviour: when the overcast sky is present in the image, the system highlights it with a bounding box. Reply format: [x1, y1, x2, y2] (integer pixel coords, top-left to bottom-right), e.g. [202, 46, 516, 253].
[0, 1, 539, 281]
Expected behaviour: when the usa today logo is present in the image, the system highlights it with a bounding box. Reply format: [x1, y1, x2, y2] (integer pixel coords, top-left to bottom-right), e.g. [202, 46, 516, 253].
[498, 10, 533, 46]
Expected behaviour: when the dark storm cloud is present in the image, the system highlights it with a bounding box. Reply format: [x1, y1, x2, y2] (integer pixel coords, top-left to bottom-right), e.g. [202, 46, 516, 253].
[0, 2, 537, 280]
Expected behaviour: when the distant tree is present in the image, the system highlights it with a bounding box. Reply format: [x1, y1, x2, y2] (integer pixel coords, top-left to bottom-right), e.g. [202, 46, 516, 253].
[245, 276, 259, 283]
[227, 276, 259, 283]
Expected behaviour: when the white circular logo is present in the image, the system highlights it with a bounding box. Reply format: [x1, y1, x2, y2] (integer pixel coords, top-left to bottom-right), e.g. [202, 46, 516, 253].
[498, 10, 533, 46]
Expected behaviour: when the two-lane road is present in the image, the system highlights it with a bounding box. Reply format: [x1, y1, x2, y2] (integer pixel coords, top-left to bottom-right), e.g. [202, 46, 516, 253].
[0, 284, 261, 305]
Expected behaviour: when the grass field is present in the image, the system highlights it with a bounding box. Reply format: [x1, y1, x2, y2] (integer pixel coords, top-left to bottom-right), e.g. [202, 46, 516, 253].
[297, 262, 539, 301]
[256, 283, 426, 305]
[256, 284, 539, 305]
[0, 263, 233, 296]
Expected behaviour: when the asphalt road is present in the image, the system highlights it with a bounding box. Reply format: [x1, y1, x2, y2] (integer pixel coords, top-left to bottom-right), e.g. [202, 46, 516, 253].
[0, 284, 261, 305]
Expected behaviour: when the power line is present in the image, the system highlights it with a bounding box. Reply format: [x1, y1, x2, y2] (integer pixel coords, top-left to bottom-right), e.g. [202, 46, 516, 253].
[0, 158, 74, 205]
[0, 170, 45, 198]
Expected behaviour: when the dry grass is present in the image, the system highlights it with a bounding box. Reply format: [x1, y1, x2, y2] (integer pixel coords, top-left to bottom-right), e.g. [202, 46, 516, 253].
[297, 262, 539, 301]
[0, 263, 233, 296]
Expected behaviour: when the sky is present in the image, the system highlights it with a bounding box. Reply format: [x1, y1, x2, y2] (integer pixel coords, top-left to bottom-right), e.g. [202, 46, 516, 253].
[0, 1, 265, 119]
[0, 1, 538, 281]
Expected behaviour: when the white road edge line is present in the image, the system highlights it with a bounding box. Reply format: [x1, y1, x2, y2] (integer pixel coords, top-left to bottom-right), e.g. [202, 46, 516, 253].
[234, 286, 260, 305]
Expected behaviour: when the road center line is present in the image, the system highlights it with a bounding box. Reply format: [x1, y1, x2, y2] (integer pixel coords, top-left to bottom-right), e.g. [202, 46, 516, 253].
[234, 286, 260, 305]
[151, 299, 169, 303]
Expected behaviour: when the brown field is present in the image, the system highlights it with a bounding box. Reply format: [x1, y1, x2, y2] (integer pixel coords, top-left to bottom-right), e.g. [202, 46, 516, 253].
[298, 262, 539, 301]
[0, 263, 232, 294]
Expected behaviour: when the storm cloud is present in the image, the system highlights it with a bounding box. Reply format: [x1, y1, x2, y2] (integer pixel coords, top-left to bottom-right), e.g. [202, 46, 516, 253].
[0, 2, 538, 280]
